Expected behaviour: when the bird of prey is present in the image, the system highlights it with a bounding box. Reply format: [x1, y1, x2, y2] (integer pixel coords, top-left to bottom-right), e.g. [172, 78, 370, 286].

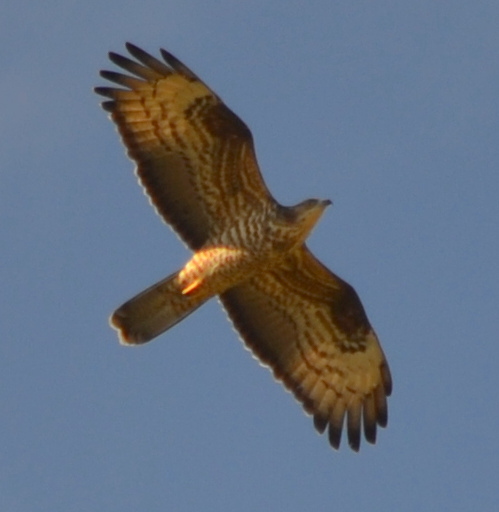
[95, 43, 391, 451]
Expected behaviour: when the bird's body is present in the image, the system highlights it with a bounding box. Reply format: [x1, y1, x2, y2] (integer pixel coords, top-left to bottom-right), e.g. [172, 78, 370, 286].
[96, 43, 391, 451]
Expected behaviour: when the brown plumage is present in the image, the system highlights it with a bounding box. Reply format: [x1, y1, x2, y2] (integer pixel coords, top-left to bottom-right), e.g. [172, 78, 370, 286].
[95, 43, 392, 451]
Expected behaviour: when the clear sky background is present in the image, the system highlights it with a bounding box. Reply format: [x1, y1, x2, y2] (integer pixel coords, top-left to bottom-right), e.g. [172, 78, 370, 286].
[1, 1, 498, 510]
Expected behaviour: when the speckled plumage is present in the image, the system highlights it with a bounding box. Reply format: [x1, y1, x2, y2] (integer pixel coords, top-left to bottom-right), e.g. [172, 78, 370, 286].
[96, 43, 391, 451]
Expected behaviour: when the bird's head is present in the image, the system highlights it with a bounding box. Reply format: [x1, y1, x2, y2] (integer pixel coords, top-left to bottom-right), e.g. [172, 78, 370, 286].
[274, 198, 332, 248]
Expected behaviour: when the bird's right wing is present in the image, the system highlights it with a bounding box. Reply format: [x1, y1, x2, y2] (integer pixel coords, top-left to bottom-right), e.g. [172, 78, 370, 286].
[220, 245, 391, 451]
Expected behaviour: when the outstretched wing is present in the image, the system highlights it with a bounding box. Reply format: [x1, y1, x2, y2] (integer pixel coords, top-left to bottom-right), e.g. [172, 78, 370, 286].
[95, 43, 273, 250]
[220, 245, 391, 451]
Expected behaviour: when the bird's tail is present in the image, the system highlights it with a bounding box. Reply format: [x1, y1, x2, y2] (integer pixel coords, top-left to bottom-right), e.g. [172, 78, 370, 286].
[109, 270, 209, 345]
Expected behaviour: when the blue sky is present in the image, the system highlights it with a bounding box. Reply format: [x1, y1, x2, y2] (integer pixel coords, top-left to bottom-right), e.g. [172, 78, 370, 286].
[1, 1, 498, 510]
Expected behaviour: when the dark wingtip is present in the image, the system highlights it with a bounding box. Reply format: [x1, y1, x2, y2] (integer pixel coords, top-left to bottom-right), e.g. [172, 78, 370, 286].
[328, 423, 342, 450]
[313, 414, 328, 434]
[377, 406, 388, 429]
[99, 70, 119, 81]
[160, 48, 199, 81]
[108, 51, 124, 65]
[364, 420, 377, 445]
[93, 86, 115, 111]
[348, 430, 361, 452]
[375, 384, 388, 428]
[381, 361, 393, 396]
[101, 100, 115, 112]
[94, 86, 114, 98]
[125, 41, 149, 61]
[159, 48, 176, 64]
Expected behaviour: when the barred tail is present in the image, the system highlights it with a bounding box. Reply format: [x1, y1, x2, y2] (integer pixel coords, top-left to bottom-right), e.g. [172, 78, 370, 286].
[110, 271, 208, 345]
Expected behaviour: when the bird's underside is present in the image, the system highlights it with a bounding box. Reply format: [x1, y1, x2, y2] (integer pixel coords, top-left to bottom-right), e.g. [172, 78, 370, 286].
[95, 43, 392, 452]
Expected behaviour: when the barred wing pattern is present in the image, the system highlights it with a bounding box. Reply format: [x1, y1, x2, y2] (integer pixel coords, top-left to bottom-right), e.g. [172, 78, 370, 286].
[97, 44, 392, 451]
[220, 245, 392, 451]
[96, 43, 273, 250]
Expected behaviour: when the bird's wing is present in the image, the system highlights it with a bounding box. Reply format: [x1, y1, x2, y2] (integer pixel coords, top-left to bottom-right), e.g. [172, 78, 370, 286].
[96, 43, 273, 250]
[220, 245, 391, 451]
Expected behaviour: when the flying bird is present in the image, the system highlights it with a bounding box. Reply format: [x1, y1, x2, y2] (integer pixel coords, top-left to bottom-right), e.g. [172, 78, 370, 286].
[95, 43, 392, 451]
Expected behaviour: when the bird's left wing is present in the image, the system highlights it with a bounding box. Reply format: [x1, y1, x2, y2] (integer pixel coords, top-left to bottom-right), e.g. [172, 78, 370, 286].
[220, 245, 391, 451]
[95, 43, 273, 250]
